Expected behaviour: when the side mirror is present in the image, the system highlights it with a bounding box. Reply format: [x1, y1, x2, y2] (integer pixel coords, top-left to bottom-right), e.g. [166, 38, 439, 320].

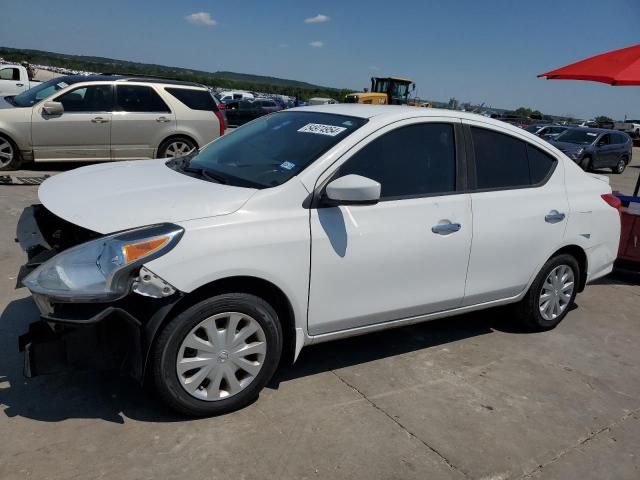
[42, 101, 63, 116]
[324, 174, 381, 206]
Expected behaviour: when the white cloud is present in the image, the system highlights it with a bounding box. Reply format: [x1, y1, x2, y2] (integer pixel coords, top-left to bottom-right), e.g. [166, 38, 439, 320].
[304, 14, 330, 24]
[185, 12, 217, 26]
[309, 41, 324, 48]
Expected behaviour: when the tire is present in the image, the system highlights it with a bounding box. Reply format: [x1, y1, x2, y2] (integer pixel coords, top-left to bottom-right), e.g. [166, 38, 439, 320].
[578, 155, 591, 171]
[152, 293, 283, 416]
[0, 134, 23, 171]
[612, 157, 627, 174]
[157, 136, 197, 159]
[514, 254, 580, 331]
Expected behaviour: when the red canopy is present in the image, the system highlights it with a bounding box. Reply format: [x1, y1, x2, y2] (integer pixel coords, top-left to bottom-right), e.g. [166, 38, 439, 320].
[538, 44, 640, 86]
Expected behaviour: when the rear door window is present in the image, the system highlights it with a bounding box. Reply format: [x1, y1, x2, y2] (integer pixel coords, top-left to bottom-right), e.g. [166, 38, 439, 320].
[165, 88, 217, 111]
[116, 85, 170, 113]
[471, 127, 556, 190]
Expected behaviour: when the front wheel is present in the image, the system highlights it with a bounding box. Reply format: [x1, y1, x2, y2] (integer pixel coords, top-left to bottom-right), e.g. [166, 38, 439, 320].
[153, 293, 283, 416]
[514, 254, 579, 331]
[579, 155, 591, 171]
[0, 135, 22, 171]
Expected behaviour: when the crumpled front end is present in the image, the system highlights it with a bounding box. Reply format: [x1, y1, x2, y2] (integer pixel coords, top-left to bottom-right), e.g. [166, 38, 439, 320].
[15, 205, 183, 380]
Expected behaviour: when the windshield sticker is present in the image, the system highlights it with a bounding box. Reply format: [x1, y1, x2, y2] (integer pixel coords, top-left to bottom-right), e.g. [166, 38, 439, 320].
[279, 161, 296, 171]
[298, 123, 347, 136]
[56, 82, 68, 89]
[587, 132, 598, 136]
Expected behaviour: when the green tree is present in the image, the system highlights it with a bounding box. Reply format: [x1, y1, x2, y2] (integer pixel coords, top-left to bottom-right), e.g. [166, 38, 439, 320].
[594, 115, 613, 123]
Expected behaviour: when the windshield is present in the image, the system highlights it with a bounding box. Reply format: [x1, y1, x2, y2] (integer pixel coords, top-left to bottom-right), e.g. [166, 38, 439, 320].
[183, 111, 368, 188]
[12, 77, 77, 107]
[555, 129, 599, 145]
[525, 125, 542, 133]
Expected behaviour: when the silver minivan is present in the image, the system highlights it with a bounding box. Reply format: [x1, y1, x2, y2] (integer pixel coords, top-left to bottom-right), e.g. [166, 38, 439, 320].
[0, 75, 225, 170]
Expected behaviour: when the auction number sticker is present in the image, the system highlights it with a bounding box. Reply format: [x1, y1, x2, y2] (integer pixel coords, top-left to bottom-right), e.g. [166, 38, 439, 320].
[298, 123, 347, 136]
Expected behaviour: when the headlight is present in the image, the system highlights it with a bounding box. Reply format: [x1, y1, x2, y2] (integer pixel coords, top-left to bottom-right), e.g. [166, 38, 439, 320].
[23, 224, 183, 302]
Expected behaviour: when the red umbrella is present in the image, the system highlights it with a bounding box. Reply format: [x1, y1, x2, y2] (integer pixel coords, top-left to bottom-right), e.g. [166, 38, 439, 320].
[538, 44, 640, 86]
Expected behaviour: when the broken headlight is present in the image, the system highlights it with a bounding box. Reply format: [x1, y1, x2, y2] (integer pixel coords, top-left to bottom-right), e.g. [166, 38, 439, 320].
[23, 224, 183, 302]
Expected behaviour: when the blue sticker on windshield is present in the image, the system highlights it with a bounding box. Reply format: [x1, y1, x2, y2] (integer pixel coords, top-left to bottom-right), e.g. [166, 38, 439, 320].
[280, 161, 296, 171]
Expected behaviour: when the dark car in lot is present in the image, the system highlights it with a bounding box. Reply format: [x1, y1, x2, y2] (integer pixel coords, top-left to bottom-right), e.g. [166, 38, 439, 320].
[550, 127, 633, 173]
[224, 98, 281, 126]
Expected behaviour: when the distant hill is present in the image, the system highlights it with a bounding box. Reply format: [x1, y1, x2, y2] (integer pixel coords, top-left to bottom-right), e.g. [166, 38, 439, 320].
[0, 46, 349, 99]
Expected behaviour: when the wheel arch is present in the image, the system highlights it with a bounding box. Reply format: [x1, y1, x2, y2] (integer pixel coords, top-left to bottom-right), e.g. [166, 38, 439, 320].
[143, 275, 298, 380]
[549, 244, 588, 292]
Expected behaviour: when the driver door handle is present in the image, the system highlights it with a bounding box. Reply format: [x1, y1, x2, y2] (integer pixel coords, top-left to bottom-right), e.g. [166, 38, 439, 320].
[91, 117, 109, 124]
[432, 222, 461, 235]
[545, 210, 565, 224]
[16, 83, 24, 87]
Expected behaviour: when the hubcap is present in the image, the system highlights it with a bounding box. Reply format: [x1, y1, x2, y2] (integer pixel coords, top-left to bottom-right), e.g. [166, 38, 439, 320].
[0, 139, 14, 168]
[539, 265, 574, 321]
[617, 160, 625, 172]
[176, 312, 267, 401]
[163, 141, 192, 158]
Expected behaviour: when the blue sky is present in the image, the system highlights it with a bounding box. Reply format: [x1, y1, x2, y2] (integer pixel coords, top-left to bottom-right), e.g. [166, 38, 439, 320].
[0, 0, 638, 119]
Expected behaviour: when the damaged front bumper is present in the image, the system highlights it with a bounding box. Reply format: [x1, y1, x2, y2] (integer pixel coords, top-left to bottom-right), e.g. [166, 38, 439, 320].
[16, 205, 182, 381]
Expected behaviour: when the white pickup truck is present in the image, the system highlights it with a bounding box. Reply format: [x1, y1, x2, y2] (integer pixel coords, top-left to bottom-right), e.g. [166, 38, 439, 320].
[0, 64, 39, 96]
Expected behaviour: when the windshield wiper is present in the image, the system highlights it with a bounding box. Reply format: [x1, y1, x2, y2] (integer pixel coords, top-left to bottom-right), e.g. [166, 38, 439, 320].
[182, 166, 228, 184]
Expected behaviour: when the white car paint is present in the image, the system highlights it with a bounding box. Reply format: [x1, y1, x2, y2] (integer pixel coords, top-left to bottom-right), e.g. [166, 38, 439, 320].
[0, 64, 39, 95]
[37, 105, 621, 360]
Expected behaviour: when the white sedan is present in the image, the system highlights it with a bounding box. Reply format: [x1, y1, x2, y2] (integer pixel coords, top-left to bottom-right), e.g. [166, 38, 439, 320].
[17, 105, 621, 416]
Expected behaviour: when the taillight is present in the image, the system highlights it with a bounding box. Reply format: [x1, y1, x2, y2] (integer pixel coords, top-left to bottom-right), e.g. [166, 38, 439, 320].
[214, 110, 225, 136]
[217, 103, 225, 110]
[601, 193, 622, 211]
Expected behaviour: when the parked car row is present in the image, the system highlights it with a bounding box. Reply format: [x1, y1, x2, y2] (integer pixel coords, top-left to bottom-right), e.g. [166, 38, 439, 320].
[522, 122, 633, 174]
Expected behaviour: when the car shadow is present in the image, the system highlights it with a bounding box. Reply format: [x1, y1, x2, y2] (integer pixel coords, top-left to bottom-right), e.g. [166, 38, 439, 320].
[0, 296, 535, 424]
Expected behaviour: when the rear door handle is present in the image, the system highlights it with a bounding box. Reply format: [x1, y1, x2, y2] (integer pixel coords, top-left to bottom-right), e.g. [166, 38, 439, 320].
[156, 116, 171, 123]
[545, 210, 565, 223]
[16, 83, 24, 87]
[91, 117, 109, 124]
[432, 222, 461, 235]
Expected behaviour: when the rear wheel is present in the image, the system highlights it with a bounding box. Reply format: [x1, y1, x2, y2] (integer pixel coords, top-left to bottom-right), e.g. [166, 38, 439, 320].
[613, 157, 627, 174]
[157, 136, 197, 159]
[514, 254, 579, 331]
[579, 155, 591, 171]
[0, 135, 22, 171]
[153, 293, 283, 416]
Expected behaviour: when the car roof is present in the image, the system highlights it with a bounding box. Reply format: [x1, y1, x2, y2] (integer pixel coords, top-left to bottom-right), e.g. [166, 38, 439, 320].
[571, 127, 615, 134]
[287, 104, 512, 125]
[56, 74, 205, 88]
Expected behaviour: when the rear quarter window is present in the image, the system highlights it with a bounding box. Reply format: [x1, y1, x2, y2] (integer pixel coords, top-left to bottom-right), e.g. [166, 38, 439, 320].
[165, 88, 218, 111]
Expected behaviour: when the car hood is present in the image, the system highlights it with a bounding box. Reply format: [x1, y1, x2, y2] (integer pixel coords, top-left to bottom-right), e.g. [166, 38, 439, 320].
[38, 159, 257, 234]
[550, 141, 587, 153]
[0, 97, 16, 110]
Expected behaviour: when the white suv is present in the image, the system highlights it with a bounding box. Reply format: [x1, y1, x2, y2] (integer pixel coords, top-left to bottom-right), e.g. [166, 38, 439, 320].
[16, 105, 620, 416]
[0, 75, 224, 170]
